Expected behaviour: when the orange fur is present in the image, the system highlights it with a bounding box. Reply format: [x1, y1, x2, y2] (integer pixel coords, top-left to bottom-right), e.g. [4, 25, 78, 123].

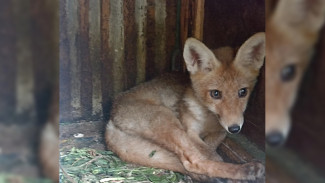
[106, 33, 265, 181]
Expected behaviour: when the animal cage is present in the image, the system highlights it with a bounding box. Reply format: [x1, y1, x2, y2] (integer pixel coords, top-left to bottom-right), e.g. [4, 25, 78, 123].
[2, 0, 325, 182]
[59, 0, 265, 144]
[59, 0, 265, 178]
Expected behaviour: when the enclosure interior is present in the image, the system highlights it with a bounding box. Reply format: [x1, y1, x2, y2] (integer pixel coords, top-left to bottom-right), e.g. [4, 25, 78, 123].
[58, 2, 266, 177]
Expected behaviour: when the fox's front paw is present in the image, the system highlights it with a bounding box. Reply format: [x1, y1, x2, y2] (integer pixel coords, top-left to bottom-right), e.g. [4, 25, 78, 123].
[240, 161, 265, 180]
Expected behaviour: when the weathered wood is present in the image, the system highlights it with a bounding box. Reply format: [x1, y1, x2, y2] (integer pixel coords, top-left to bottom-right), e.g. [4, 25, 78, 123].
[89, 0, 103, 117]
[110, 0, 125, 95]
[78, 0, 92, 119]
[266, 157, 299, 183]
[135, 0, 148, 84]
[100, 0, 113, 120]
[145, 0, 156, 80]
[180, 0, 190, 72]
[60, 0, 72, 122]
[12, 0, 36, 118]
[203, 0, 265, 48]
[123, 0, 137, 89]
[165, 0, 177, 72]
[0, 0, 17, 120]
[192, 0, 205, 40]
[67, 0, 82, 119]
[154, 0, 167, 74]
[0, 0, 58, 178]
[30, 0, 59, 123]
[180, 0, 190, 47]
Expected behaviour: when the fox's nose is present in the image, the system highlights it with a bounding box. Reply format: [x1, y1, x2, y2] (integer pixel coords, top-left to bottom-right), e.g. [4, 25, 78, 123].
[228, 125, 241, 134]
[266, 132, 284, 146]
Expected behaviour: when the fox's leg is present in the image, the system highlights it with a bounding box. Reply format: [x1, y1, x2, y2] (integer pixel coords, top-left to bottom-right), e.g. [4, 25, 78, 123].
[185, 131, 225, 162]
[106, 121, 212, 182]
[203, 130, 227, 150]
[106, 121, 186, 173]
[108, 102, 264, 180]
[202, 131, 227, 161]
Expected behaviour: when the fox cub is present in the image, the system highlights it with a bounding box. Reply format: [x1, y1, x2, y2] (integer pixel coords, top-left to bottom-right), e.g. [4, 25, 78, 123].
[106, 33, 265, 181]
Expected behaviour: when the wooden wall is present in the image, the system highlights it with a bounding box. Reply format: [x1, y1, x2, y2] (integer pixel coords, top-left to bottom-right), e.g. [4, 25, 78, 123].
[0, 0, 58, 178]
[0, 0, 58, 123]
[59, 0, 266, 146]
[60, 0, 178, 122]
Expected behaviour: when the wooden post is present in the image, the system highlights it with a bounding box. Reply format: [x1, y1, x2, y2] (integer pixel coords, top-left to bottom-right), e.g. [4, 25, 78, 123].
[193, 0, 205, 41]
[180, 0, 205, 71]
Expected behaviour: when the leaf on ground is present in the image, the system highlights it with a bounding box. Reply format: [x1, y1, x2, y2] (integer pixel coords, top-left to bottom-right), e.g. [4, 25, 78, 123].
[60, 148, 188, 183]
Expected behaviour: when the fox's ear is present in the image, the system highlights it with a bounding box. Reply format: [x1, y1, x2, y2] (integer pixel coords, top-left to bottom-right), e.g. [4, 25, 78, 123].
[234, 32, 265, 73]
[183, 38, 220, 74]
[271, 0, 325, 42]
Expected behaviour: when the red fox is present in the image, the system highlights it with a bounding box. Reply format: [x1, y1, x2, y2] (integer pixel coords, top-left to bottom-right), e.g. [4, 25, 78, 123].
[105, 33, 265, 181]
[265, 0, 325, 146]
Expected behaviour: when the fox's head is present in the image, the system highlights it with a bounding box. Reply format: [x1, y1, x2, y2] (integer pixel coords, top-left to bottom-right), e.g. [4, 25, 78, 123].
[183, 33, 265, 134]
[265, 0, 325, 146]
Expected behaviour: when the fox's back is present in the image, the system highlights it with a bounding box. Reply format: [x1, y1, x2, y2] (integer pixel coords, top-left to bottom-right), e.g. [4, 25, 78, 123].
[110, 72, 190, 117]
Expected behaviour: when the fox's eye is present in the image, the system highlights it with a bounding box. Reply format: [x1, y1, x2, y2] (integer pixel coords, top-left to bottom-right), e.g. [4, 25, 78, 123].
[281, 64, 296, 82]
[238, 88, 247, 98]
[210, 90, 222, 99]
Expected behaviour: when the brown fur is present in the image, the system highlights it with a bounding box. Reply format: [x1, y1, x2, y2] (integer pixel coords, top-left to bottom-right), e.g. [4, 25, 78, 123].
[266, 0, 325, 142]
[106, 33, 265, 181]
[39, 87, 59, 182]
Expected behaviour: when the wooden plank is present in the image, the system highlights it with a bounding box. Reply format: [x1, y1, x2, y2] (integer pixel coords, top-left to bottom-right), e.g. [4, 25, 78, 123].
[89, 0, 103, 117]
[12, 0, 36, 118]
[78, 0, 92, 119]
[180, 0, 190, 72]
[145, 0, 156, 80]
[123, 0, 137, 89]
[266, 147, 325, 182]
[266, 157, 299, 183]
[165, 0, 177, 72]
[180, 0, 189, 47]
[67, 0, 81, 119]
[217, 136, 265, 183]
[135, 0, 147, 84]
[109, 0, 125, 94]
[218, 135, 265, 164]
[154, 0, 167, 74]
[192, 0, 204, 40]
[30, 0, 59, 123]
[59, 0, 72, 122]
[0, 0, 17, 119]
[100, 0, 113, 120]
